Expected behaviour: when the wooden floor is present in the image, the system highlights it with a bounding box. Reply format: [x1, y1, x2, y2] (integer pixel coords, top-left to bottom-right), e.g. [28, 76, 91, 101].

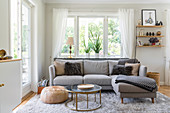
[13, 91, 36, 111]
[14, 85, 170, 110]
[159, 85, 170, 97]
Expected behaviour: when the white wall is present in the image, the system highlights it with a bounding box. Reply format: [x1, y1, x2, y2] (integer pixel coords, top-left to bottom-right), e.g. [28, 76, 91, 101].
[32, 0, 46, 81]
[0, 0, 9, 53]
[45, 3, 170, 84]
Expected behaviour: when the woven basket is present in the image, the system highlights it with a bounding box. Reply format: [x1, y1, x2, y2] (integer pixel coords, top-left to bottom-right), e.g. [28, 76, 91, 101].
[147, 72, 160, 90]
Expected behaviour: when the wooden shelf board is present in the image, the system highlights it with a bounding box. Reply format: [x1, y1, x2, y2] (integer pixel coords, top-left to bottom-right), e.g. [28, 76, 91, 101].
[136, 25, 164, 28]
[137, 45, 164, 47]
[0, 59, 22, 63]
[137, 36, 164, 38]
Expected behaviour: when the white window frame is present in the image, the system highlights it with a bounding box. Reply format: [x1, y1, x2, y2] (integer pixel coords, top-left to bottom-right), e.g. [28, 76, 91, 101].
[60, 12, 121, 58]
[22, 1, 32, 87]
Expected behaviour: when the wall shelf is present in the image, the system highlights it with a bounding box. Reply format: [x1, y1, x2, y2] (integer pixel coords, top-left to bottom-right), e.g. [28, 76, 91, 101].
[137, 45, 164, 47]
[136, 25, 164, 28]
[137, 36, 164, 38]
[135, 25, 164, 58]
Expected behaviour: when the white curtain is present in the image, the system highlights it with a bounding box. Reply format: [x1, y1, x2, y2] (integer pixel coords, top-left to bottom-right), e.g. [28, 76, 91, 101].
[52, 9, 68, 58]
[165, 9, 170, 85]
[119, 9, 135, 58]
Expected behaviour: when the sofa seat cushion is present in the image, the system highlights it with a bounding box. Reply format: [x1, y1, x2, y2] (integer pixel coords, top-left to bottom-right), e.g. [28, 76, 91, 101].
[84, 74, 111, 85]
[84, 60, 108, 75]
[53, 76, 83, 85]
[108, 60, 118, 75]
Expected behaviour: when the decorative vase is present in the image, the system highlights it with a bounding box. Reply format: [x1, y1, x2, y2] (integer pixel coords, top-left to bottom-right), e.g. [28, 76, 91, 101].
[86, 53, 90, 58]
[152, 43, 155, 45]
[157, 31, 161, 36]
[95, 53, 99, 58]
[156, 21, 159, 26]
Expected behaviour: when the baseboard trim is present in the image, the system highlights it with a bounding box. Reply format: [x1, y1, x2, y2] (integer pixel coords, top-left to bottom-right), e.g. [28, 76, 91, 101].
[22, 85, 32, 97]
[160, 82, 165, 85]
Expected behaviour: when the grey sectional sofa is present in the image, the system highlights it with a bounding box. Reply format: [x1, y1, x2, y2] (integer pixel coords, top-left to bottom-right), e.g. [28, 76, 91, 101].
[49, 59, 147, 90]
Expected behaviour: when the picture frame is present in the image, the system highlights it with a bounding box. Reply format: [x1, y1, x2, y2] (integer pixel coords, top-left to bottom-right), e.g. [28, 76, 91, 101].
[141, 9, 156, 26]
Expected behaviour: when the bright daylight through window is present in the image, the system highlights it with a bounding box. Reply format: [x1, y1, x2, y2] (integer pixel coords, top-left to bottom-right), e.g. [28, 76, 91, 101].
[61, 16, 121, 57]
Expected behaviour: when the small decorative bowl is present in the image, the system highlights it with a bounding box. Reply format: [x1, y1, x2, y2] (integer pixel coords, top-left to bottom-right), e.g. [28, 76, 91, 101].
[77, 84, 94, 90]
[0, 49, 6, 58]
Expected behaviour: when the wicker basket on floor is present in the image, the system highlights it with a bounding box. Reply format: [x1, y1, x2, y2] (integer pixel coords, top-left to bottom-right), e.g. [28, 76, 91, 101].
[147, 72, 160, 90]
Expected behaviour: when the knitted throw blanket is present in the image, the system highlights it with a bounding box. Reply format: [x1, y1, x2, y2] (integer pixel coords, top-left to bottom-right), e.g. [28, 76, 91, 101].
[115, 75, 157, 92]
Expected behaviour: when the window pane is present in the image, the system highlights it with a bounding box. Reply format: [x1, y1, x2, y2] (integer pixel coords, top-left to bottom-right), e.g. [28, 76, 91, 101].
[61, 18, 74, 56]
[22, 4, 31, 85]
[11, 0, 21, 59]
[108, 18, 121, 56]
[79, 17, 104, 56]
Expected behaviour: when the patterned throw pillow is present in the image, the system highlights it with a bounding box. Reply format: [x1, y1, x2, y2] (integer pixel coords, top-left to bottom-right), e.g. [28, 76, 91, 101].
[111, 65, 133, 75]
[125, 63, 141, 76]
[65, 62, 82, 75]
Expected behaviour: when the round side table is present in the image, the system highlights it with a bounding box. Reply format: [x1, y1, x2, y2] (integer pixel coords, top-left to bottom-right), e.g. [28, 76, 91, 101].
[147, 72, 160, 90]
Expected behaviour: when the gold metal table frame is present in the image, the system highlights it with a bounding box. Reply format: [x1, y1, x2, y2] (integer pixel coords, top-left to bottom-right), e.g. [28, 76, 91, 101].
[65, 87, 102, 111]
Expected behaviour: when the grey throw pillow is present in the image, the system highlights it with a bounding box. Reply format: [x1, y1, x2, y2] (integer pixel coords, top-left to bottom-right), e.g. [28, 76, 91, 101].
[111, 65, 133, 75]
[65, 62, 82, 75]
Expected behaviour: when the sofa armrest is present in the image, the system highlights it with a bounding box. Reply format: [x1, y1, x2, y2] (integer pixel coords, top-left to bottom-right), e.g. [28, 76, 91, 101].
[139, 65, 147, 77]
[49, 65, 56, 86]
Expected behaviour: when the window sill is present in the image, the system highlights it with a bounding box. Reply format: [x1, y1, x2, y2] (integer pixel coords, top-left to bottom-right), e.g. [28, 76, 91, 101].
[54, 57, 126, 61]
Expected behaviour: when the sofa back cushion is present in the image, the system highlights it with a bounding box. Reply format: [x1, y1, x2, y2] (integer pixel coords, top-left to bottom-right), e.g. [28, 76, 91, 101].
[108, 60, 118, 75]
[84, 60, 108, 75]
[55, 59, 83, 75]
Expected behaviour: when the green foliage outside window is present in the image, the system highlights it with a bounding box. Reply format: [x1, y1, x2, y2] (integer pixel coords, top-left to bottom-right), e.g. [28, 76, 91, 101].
[61, 17, 121, 56]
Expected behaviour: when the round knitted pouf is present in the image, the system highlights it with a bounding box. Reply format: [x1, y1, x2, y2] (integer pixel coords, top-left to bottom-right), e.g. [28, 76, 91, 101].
[40, 86, 68, 104]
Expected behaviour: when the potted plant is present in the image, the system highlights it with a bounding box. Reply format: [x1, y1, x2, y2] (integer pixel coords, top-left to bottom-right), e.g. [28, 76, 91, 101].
[88, 23, 102, 58]
[89, 31, 102, 58]
[83, 39, 91, 58]
[149, 38, 159, 45]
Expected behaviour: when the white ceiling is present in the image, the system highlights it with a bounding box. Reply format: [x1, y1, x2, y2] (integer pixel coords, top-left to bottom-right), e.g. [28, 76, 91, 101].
[43, 0, 170, 4]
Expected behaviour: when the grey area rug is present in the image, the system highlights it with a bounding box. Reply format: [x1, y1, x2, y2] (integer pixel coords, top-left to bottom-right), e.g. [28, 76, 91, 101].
[14, 92, 170, 113]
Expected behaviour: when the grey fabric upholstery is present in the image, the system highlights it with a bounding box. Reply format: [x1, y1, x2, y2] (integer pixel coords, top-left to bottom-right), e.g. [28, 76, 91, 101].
[100, 85, 113, 90]
[139, 65, 147, 77]
[84, 60, 108, 75]
[120, 92, 156, 98]
[108, 60, 118, 75]
[111, 75, 157, 99]
[84, 74, 111, 85]
[53, 76, 83, 85]
[49, 59, 148, 92]
[111, 75, 119, 93]
[118, 83, 157, 93]
[49, 65, 56, 86]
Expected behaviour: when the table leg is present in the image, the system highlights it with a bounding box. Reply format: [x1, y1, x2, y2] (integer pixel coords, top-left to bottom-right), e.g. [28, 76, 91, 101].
[76, 93, 78, 111]
[71, 93, 73, 99]
[87, 94, 88, 109]
[94, 93, 96, 102]
[100, 90, 101, 104]
[72, 93, 75, 106]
